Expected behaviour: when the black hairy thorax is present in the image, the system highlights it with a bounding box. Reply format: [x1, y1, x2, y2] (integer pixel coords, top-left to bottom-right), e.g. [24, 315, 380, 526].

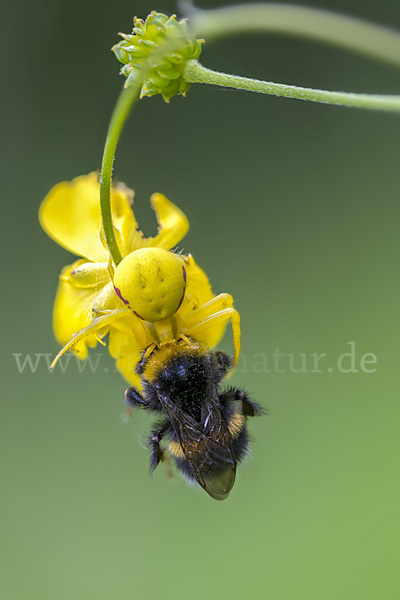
[153, 353, 214, 422]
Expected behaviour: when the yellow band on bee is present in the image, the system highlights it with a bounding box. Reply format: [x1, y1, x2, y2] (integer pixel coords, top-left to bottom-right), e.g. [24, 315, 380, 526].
[142, 338, 207, 383]
[227, 413, 245, 438]
[168, 441, 186, 459]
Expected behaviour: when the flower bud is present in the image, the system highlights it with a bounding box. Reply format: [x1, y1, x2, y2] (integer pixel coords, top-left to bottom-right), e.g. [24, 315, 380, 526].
[112, 11, 203, 102]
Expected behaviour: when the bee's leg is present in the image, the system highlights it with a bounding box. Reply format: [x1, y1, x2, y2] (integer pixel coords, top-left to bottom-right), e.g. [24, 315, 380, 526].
[237, 390, 265, 417]
[135, 342, 158, 376]
[124, 387, 149, 413]
[160, 450, 174, 479]
[148, 420, 172, 474]
[220, 388, 265, 417]
[214, 351, 234, 381]
[218, 389, 264, 464]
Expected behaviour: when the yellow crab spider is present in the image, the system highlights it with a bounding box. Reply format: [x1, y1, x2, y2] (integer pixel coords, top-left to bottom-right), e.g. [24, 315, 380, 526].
[50, 247, 241, 375]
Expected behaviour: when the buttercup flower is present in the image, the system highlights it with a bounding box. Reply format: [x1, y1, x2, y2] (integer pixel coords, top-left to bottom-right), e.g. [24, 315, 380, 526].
[40, 173, 238, 387]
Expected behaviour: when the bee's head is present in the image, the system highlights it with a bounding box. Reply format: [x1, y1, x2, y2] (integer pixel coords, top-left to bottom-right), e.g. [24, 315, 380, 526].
[137, 339, 233, 399]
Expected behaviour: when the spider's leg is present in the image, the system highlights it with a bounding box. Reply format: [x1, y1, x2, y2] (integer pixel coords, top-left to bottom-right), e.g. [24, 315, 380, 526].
[182, 294, 241, 369]
[50, 309, 130, 371]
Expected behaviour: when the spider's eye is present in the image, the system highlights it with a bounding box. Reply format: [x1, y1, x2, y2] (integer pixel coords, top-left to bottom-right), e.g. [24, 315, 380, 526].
[113, 247, 186, 322]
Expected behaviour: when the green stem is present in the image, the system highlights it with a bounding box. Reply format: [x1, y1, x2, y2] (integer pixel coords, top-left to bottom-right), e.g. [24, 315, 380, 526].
[184, 60, 400, 112]
[99, 34, 188, 265]
[100, 84, 140, 266]
[182, 2, 400, 68]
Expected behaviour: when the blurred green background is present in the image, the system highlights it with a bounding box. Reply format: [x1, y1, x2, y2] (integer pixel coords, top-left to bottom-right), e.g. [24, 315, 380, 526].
[2, 0, 400, 598]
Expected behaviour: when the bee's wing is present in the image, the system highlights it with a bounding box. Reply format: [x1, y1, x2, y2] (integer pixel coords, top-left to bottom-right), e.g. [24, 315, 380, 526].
[157, 392, 236, 501]
[200, 464, 236, 501]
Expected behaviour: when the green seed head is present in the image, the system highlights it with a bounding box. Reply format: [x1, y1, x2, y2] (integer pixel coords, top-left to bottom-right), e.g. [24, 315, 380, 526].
[112, 12, 203, 102]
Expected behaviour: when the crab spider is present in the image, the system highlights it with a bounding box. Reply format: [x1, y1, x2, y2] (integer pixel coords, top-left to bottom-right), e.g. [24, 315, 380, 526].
[50, 247, 241, 374]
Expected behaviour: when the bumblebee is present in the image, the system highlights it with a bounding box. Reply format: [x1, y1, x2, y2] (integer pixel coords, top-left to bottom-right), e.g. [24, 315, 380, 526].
[125, 337, 263, 501]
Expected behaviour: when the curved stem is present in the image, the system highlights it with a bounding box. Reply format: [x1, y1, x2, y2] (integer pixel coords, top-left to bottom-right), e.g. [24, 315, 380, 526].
[100, 85, 140, 266]
[184, 60, 400, 112]
[99, 35, 187, 265]
[182, 2, 400, 68]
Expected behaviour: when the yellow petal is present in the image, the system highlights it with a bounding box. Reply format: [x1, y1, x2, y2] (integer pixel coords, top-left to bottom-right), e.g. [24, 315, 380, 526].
[108, 321, 143, 388]
[39, 173, 138, 262]
[178, 255, 227, 348]
[123, 193, 189, 254]
[53, 261, 107, 359]
[150, 193, 189, 250]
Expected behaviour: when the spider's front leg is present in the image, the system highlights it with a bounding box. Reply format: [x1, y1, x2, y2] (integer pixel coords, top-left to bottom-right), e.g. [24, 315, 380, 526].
[182, 293, 241, 370]
[50, 308, 130, 371]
